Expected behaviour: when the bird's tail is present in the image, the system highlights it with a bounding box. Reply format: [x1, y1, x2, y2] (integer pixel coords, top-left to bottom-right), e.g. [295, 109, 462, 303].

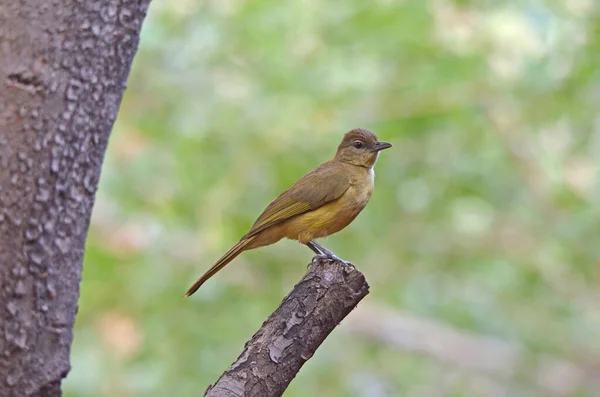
[184, 236, 256, 297]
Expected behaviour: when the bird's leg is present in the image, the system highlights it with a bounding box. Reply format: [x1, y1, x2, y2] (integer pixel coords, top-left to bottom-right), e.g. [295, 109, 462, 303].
[308, 240, 354, 268]
[306, 240, 326, 256]
[305, 240, 329, 268]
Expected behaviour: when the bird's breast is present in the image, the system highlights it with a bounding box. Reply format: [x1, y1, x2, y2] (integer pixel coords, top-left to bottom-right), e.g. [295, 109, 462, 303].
[354, 166, 375, 205]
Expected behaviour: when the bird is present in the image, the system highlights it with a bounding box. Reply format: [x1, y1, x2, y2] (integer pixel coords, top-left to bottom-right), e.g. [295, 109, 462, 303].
[185, 128, 391, 297]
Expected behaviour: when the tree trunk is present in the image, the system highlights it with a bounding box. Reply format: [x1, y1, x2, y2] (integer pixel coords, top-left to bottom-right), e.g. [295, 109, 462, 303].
[0, 1, 151, 395]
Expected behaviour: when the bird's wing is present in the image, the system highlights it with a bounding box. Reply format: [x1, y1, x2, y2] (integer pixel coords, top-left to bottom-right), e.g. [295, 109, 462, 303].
[244, 161, 350, 238]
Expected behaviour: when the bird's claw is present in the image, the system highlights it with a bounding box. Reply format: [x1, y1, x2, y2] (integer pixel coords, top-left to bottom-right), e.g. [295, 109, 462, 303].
[335, 258, 354, 268]
[315, 253, 354, 268]
[342, 260, 355, 268]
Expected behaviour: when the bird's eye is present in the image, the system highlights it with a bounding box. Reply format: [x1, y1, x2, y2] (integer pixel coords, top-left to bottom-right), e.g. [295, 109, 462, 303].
[354, 141, 363, 149]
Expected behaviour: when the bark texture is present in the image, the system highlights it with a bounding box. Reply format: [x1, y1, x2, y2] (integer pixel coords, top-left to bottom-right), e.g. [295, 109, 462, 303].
[204, 257, 370, 397]
[0, 1, 151, 396]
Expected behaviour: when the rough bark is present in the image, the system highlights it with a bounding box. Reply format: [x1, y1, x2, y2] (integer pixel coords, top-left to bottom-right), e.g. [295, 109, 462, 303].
[0, 1, 151, 396]
[204, 257, 370, 397]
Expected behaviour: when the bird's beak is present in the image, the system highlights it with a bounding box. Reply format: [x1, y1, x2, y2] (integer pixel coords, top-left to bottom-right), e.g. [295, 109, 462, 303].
[371, 141, 392, 152]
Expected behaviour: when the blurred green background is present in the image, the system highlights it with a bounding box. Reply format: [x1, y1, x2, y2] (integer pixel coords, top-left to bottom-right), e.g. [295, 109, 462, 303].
[64, 1, 600, 396]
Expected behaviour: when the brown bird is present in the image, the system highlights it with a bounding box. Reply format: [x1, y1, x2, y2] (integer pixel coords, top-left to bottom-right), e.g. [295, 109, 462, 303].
[185, 128, 391, 297]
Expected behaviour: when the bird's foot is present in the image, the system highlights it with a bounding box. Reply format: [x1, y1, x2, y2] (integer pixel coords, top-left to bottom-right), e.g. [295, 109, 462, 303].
[316, 253, 354, 268]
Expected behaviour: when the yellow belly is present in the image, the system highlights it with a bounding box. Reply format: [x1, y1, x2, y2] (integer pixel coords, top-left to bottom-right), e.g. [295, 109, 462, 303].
[282, 183, 372, 244]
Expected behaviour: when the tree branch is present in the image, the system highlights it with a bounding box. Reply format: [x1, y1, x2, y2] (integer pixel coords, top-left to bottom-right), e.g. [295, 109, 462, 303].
[204, 256, 370, 397]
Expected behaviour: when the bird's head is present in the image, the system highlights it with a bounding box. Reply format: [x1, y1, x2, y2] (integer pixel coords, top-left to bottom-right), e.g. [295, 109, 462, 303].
[334, 128, 392, 168]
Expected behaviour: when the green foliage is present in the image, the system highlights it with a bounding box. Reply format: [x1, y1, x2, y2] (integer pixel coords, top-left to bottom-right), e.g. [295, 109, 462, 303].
[65, 1, 600, 396]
